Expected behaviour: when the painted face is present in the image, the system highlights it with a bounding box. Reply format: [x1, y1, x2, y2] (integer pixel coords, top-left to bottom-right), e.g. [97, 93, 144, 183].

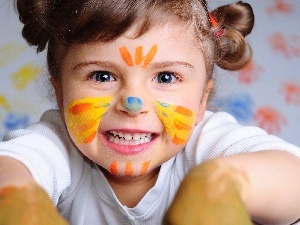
[57, 20, 211, 178]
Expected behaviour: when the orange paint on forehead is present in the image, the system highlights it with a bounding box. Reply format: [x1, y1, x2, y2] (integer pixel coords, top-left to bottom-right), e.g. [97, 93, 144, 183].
[66, 96, 112, 144]
[119, 45, 158, 68]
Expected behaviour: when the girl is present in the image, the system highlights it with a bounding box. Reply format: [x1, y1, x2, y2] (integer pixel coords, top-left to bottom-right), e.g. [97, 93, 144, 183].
[1, 0, 300, 224]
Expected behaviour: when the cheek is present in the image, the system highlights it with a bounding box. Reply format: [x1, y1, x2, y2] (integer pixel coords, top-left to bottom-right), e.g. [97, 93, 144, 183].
[154, 101, 196, 145]
[65, 96, 113, 144]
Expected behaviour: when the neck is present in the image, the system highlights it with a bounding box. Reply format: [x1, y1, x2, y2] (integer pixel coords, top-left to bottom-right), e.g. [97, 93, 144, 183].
[101, 166, 160, 208]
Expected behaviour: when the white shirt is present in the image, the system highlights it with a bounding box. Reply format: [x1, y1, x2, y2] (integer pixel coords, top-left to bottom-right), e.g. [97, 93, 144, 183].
[1, 110, 299, 225]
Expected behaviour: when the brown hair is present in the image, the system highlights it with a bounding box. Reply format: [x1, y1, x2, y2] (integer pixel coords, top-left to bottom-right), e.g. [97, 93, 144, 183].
[15, 0, 254, 80]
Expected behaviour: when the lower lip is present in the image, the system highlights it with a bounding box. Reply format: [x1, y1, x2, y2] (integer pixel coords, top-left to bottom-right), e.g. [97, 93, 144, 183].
[102, 134, 156, 155]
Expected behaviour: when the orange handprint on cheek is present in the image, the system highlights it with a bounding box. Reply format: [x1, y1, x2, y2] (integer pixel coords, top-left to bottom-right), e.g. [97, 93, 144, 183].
[119, 45, 158, 68]
[154, 101, 195, 145]
[66, 96, 113, 144]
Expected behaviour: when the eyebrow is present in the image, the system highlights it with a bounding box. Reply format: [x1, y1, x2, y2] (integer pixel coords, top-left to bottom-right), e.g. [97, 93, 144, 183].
[72, 61, 117, 71]
[149, 61, 195, 70]
[72, 60, 194, 70]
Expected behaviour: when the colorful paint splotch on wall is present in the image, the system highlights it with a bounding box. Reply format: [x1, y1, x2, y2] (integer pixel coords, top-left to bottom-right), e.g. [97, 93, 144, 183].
[238, 61, 263, 85]
[0, 42, 25, 67]
[268, 33, 300, 59]
[4, 112, 30, 131]
[12, 64, 42, 90]
[253, 106, 287, 134]
[266, 0, 295, 15]
[0, 96, 10, 111]
[212, 93, 254, 123]
[280, 82, 300, 105]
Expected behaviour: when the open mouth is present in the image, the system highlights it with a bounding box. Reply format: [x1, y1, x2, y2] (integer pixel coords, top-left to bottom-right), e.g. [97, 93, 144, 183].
[106, 131, 156, 145]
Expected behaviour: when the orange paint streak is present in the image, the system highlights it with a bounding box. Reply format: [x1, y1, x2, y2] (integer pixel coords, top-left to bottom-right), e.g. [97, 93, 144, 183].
[172, 134, 186, 145]
[135, 46, 143, 65]
[142, 45, 158, 68]
[174, 119, 192, 131]
[125, 162, 133, 177]
[140, 161, 151, 176]
[174, 106, 193, 117]
[143, 45, 157, 68]
[77, 119, 98, 133]
[110, 161, 118, 175]
[119, 46, 134, 66]
[83, 131, 97, 144]
[69, 103, 93, 115]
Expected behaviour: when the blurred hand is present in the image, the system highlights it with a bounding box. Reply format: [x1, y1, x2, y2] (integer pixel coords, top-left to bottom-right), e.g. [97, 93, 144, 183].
[164, 161, 253, 225]
[0, 184, 68, 225]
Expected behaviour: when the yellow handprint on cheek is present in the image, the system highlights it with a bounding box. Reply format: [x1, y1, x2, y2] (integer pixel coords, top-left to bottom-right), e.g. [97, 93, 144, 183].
[154, 101, 195, 145]
[66, 96, 113, 144]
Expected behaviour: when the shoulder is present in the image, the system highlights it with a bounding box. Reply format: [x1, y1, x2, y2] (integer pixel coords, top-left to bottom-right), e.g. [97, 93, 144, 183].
[182, 111, 300, 166]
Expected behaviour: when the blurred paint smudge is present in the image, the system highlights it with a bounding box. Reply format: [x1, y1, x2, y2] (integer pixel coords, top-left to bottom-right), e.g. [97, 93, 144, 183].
[212, 93, 254, 123]
[238, 61, 263, 84]
[0, 95, 10, 111]
[253, 106, 287, 134]
[280, 82, 300, 105]
[4, 112, 30, 131]
[0, 42, 25, 67]
[12, 64, 42, 90]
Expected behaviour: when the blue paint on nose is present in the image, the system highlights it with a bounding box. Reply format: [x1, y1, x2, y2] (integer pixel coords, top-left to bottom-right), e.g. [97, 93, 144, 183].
[123, 97, 143, 112]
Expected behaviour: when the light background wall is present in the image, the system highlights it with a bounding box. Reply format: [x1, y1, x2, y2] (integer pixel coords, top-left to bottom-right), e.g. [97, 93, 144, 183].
[1, 0, 300, 146]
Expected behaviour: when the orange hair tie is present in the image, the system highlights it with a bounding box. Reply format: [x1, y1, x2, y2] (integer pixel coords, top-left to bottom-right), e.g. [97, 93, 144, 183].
[209, 13, 218, 27]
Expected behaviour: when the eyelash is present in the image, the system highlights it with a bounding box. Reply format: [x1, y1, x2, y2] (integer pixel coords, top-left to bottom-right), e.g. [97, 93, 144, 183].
[87, 70, 183, 84]
[88, 71, 116, 82]
[153, 71, 183, 84]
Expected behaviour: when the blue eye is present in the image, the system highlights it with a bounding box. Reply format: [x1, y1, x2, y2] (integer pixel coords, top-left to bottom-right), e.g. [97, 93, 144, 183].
[90, 71, 115, 82]
[154, 72, 177, 84]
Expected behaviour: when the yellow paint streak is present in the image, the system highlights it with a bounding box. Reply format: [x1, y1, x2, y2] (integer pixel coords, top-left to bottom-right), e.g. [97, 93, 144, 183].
[66, 96, 112, 144]
[0, 42, 25, 67]
[12, 64, 42, 90]
[154, 101, 195, 145]
[0, 96, 10, 111]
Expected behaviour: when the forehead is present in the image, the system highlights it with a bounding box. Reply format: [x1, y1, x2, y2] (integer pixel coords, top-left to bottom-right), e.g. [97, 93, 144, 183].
[65, 20, 204, 64]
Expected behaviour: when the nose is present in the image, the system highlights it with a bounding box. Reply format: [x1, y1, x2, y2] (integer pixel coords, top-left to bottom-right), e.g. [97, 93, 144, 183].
[116, 96, 148, 116]
[123, 97, 143, 112]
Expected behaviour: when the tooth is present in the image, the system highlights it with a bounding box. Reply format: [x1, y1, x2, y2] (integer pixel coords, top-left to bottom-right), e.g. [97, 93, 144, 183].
[145, 137, 151, 142]
[119, 139, 126, 145]
[109, 136, 114, 142]
[118, 132, 124, 138]
[133, 133, 141, 141]
[124, 133, 133, 140]
[113, 137, 120, 144]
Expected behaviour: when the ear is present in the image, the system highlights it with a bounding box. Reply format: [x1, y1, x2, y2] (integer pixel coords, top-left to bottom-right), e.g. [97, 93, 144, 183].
[50, 76, 65, 119]
[195, 79, 214, 124]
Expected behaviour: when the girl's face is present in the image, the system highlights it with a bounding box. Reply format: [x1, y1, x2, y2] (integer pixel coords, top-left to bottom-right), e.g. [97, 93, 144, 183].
[54, 21, 212, 178]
